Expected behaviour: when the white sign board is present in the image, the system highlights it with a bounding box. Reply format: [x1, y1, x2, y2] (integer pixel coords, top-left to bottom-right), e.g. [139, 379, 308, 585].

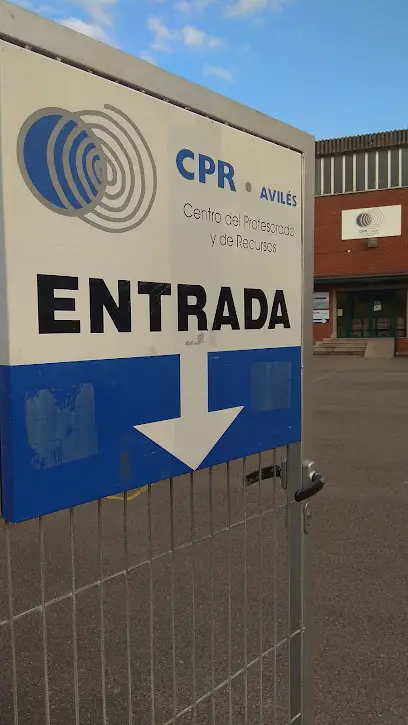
[342, 205, 401, 240]
[0, 42, 303, 522]
[313, 292, 329, 311]
[313, 310, 329, 323]
[313, 292, 329, 322]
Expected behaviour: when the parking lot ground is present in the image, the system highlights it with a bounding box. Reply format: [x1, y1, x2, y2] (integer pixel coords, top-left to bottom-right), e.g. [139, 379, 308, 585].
[312, 355, 408, 724]
[1, 354, 408, 724]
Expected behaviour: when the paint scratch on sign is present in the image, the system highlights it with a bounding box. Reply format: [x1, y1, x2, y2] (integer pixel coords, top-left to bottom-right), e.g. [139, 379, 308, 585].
[108, 487, 148, 501]
[250, 361, 292, 412]
[25, 383, 98, 468]
[186, 332, 205, 346]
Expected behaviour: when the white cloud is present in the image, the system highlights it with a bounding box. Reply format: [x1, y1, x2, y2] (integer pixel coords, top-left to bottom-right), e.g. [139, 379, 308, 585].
[181, 25, 221, 48]
[61, 16, 113, 42]
[10, 0, 118, 33]
[9, 0, 34, 8]
[203, 64, 232, 82]
[71, 0, 118, 26]
[147, 16, 175, 50]
[36, 4, 58, 12]
[175, 0, 190, 11]
[10, 1, 60, 15]
[147, 16, 222, 52]
[175, 0, 215, 11]
[226, 0, 288, 16]
[140, 50, 157, 65]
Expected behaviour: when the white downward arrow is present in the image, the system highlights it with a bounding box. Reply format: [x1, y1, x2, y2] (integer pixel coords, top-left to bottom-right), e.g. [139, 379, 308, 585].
[134, 346, 243, 470]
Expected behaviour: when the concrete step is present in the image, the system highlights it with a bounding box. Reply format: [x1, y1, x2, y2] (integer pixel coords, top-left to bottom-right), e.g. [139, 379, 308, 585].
[316, 344, 367, 350]
[315, 341, 368, 346]
[314, 348, 366, 355]
[316, 339, 367, 344]
[315, 340, 367, 348]
[317, 342, 367, 347]
[314, 337, 368, 356]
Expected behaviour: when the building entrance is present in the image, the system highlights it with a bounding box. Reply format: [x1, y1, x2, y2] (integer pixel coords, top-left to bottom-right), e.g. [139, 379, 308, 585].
[337, 289, 406, 338]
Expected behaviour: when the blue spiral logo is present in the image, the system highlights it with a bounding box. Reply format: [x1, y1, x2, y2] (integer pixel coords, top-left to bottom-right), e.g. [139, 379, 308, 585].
[356, 209, 384, 230]
[17, 105, 157, 233]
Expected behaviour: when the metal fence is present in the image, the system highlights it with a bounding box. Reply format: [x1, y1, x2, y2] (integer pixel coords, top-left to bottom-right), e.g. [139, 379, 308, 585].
[0, 444, 306, 725]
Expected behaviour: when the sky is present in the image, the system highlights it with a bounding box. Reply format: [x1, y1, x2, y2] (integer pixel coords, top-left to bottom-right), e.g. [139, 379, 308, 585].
[8, 0, 408, 140]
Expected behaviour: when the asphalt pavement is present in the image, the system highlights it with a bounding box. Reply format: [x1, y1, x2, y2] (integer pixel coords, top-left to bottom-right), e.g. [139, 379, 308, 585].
[312, 355, 408, 724]
[1, 354, 408, 724]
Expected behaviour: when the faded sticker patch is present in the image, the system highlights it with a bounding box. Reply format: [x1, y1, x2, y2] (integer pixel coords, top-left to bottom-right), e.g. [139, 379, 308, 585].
[25, 383, 98, 468]
[250, 361, 292, 412]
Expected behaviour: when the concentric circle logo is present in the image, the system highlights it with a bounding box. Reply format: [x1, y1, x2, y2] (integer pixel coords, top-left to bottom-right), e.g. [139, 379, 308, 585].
[356, 209, 384, 230]
[17, 104, 157, 233]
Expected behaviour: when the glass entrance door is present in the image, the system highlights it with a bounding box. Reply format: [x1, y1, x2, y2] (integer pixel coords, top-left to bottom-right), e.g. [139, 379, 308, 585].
[337, 289, 404, 338]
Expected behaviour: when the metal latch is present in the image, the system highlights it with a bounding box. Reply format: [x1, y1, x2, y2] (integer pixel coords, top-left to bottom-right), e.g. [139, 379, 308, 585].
[295, 460, 326, 503]
[245, 458, 325, 503]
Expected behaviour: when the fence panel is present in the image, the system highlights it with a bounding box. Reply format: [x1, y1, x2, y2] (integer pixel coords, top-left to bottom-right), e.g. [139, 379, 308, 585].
[0, 443, 307, 725]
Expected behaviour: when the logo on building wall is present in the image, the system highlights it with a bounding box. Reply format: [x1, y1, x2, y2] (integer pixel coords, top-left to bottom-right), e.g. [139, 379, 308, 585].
[342, 205, 401, 241]
[356, 209, 384, 233]
[17, 105, 157, 233]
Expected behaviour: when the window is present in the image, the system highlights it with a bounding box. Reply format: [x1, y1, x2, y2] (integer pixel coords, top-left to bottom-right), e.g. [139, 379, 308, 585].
[323, 157, 332, 194]
[355, 153, 365, 191]
[315, 146, 405, 196]
[378, 149, 388, 189]
[367, 151, 376, 189]
[390, 148, 399, 187]
[333, 156, 343, 194]
[401, 148, 408, 186]
[315, 158, 321, 195]
[344, 155, 353, 192]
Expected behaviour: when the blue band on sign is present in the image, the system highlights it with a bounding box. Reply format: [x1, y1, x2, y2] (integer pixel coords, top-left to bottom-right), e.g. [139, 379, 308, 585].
[0, 346, 301, 522]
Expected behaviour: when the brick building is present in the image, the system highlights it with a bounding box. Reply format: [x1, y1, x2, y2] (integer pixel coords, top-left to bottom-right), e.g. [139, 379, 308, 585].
[313, 130, 408, 353]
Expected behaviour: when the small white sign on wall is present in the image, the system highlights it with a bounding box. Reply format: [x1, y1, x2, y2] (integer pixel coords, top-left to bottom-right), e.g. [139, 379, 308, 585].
[313, 292, 329, 323]
[313, 292, 329, 310]
[313, 310, 329, 323]
[342, 205, 401, 240]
